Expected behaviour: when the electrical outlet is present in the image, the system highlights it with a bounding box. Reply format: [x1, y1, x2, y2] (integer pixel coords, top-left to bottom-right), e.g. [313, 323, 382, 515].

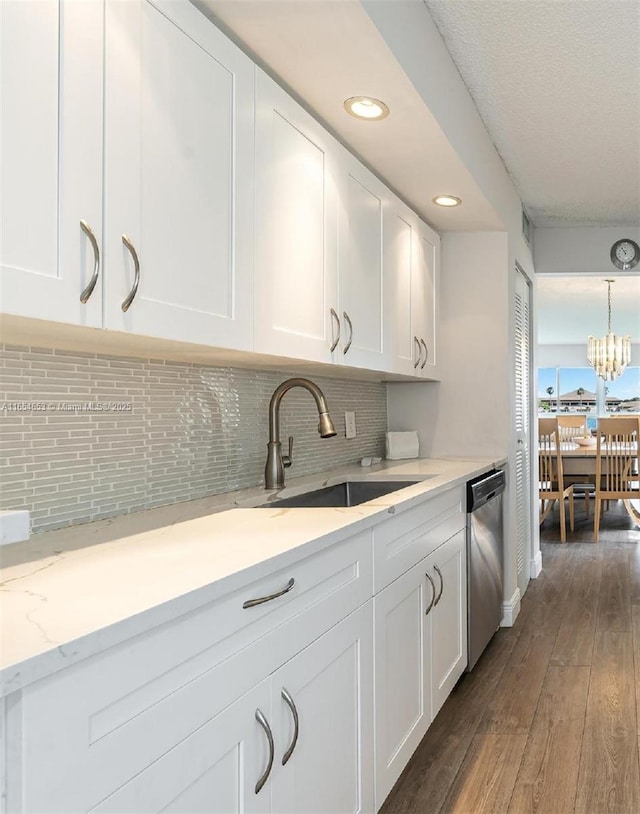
[345, 411, 357, 439]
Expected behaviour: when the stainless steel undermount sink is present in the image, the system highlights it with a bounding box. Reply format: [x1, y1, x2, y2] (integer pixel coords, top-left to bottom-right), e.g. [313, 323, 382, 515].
[256, 479, 429, 509]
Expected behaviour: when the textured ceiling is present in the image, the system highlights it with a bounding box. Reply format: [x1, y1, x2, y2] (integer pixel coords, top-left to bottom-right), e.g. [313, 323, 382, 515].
[537, 276, 640, 344]
[424, 0, 640, 227]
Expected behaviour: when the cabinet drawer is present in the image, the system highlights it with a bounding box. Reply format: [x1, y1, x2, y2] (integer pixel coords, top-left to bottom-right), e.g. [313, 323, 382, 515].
[17, 530, 372, 813]
[373, 486, 464, 593]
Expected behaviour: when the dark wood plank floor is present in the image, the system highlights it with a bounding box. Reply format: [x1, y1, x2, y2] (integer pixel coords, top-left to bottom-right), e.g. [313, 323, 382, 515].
[380, 500, 640, 814]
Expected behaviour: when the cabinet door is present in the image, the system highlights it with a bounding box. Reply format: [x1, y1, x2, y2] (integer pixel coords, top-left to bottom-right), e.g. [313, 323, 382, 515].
[429, 529, 467, 717]
[91, 681, 271, 814]
[337, 152, 387, 371]
[0, 0, 103, 327]
[373, 562, 433, 808]
[270, 604, 374, 814]
[384, 199, 419, 376]
[254, 69, 339, 363]
[104, 0, 254, 349]
[412, 219, 439, 379]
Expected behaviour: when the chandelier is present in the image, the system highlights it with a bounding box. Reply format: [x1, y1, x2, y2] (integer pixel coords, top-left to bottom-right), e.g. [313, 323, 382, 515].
[587, 279, 631, 381]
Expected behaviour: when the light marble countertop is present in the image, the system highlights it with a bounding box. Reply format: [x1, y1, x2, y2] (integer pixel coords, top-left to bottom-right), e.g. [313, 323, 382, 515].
[0, 456, 505, 695]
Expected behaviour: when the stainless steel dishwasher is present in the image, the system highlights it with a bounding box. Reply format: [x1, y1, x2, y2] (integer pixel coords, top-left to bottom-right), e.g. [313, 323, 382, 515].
[466, 469, 506, 670]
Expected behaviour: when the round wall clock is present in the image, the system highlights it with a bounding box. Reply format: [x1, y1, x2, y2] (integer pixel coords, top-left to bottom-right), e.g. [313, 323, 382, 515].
[610, 238, 640, 270]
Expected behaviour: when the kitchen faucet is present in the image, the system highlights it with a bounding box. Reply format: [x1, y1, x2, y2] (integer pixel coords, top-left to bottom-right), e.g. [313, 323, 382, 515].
[264, 377, 337, 490]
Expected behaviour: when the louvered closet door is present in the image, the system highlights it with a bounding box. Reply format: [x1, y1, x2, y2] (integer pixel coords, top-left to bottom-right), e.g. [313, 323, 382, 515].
[514, 267, 532, 595]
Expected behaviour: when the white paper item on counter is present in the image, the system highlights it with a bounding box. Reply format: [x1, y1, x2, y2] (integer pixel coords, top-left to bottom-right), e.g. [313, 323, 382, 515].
[385, 431, 419, 460]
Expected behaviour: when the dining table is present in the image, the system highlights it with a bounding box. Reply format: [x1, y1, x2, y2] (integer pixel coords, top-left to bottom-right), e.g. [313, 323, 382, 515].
[558, 441, 640, 527]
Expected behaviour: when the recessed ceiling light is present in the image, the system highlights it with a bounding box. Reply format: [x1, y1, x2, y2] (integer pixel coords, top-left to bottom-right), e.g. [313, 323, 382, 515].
[343, 96, 390, 121]
[433, 195, 462, 207]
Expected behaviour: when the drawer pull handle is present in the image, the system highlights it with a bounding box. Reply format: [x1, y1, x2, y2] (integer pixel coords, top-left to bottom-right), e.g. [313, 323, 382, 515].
[281, 687, 299, 766]
[79, 220, 100, 303]
[254, 708, 274, 794]
[329, 308, 341, 352]
[343, 311, 353, 354]
[425, 571, 436, 616]
[434, 564, 444, 606]
[121, 234, 140, 312]
[420, 339, 428, 369]
[243, 577, 295, 609]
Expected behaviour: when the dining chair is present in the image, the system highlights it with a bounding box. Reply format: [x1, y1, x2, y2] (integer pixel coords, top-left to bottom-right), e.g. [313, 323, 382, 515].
[556, 415, 595, 516]
[593, 417, 640, 542]
[538, 417, 575, 542]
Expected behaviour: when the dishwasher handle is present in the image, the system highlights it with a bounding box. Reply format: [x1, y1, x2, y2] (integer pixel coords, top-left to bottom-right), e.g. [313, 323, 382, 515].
[467, 469, 506, 512]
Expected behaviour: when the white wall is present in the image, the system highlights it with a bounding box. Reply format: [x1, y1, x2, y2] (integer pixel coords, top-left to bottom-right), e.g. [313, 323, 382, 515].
[535, 226, 640, 274]
[537, 343, 640, 368]
[389, 232, 510, 457]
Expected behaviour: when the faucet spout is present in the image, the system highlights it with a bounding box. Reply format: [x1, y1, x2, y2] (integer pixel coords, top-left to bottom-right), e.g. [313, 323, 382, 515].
[265, 377, 337, 490]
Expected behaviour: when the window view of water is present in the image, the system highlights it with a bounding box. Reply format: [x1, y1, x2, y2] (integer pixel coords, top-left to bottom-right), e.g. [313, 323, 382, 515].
[538, 366, 640, 417]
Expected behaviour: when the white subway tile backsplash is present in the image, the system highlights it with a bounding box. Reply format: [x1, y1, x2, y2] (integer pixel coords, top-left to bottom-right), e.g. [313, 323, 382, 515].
[1, 345, 387, 533]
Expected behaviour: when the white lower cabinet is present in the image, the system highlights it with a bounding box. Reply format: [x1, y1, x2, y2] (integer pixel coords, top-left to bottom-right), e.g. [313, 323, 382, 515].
[270, 603, 374, 814]
[92, 680, 271, 814]
[373, 563, 432, 808]
[91, 604, 373, 814]
[429, 530, 467, 718]
[373, 522, 467, 809]
[4, 490, 471, 814]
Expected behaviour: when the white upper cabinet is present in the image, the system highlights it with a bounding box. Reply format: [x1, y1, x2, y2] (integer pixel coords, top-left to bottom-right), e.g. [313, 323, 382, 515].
[254, 69, 339, 363]
[413, 218, 439, 378]
[385, 198, 440, 379]
[0, 0, 104, 327]
[384, 200, 416, 376]
[2, 1, 439, 378]
[337, 152, 388, 372]
[104, 0, 254, 349]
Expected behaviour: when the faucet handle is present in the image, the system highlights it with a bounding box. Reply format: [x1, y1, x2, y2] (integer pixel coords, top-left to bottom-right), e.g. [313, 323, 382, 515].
[282, 435, 294, 468]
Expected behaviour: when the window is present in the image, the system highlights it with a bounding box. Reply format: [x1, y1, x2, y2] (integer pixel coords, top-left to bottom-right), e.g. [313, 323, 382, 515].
[537, 367, 557, 412]
[537, 366, 639, 416]
[557, 368, 597, 413]
[603, 366, 640, 413]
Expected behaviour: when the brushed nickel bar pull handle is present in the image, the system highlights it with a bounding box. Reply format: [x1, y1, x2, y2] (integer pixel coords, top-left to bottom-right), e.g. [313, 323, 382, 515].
[413, 336, 422, 369]
[281, 687, 299, 766]
[434, 564, 444, 606]
[243, 577, 295, 609]
[79, 220, 100, 303]
[254, 708, 274, 794]
[343, 311, 353, 354]
[425, 571, 436, 616]
[420, 339, 428, 369]
[121, 234, 140, 312]
[329, 308, 341, 352]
